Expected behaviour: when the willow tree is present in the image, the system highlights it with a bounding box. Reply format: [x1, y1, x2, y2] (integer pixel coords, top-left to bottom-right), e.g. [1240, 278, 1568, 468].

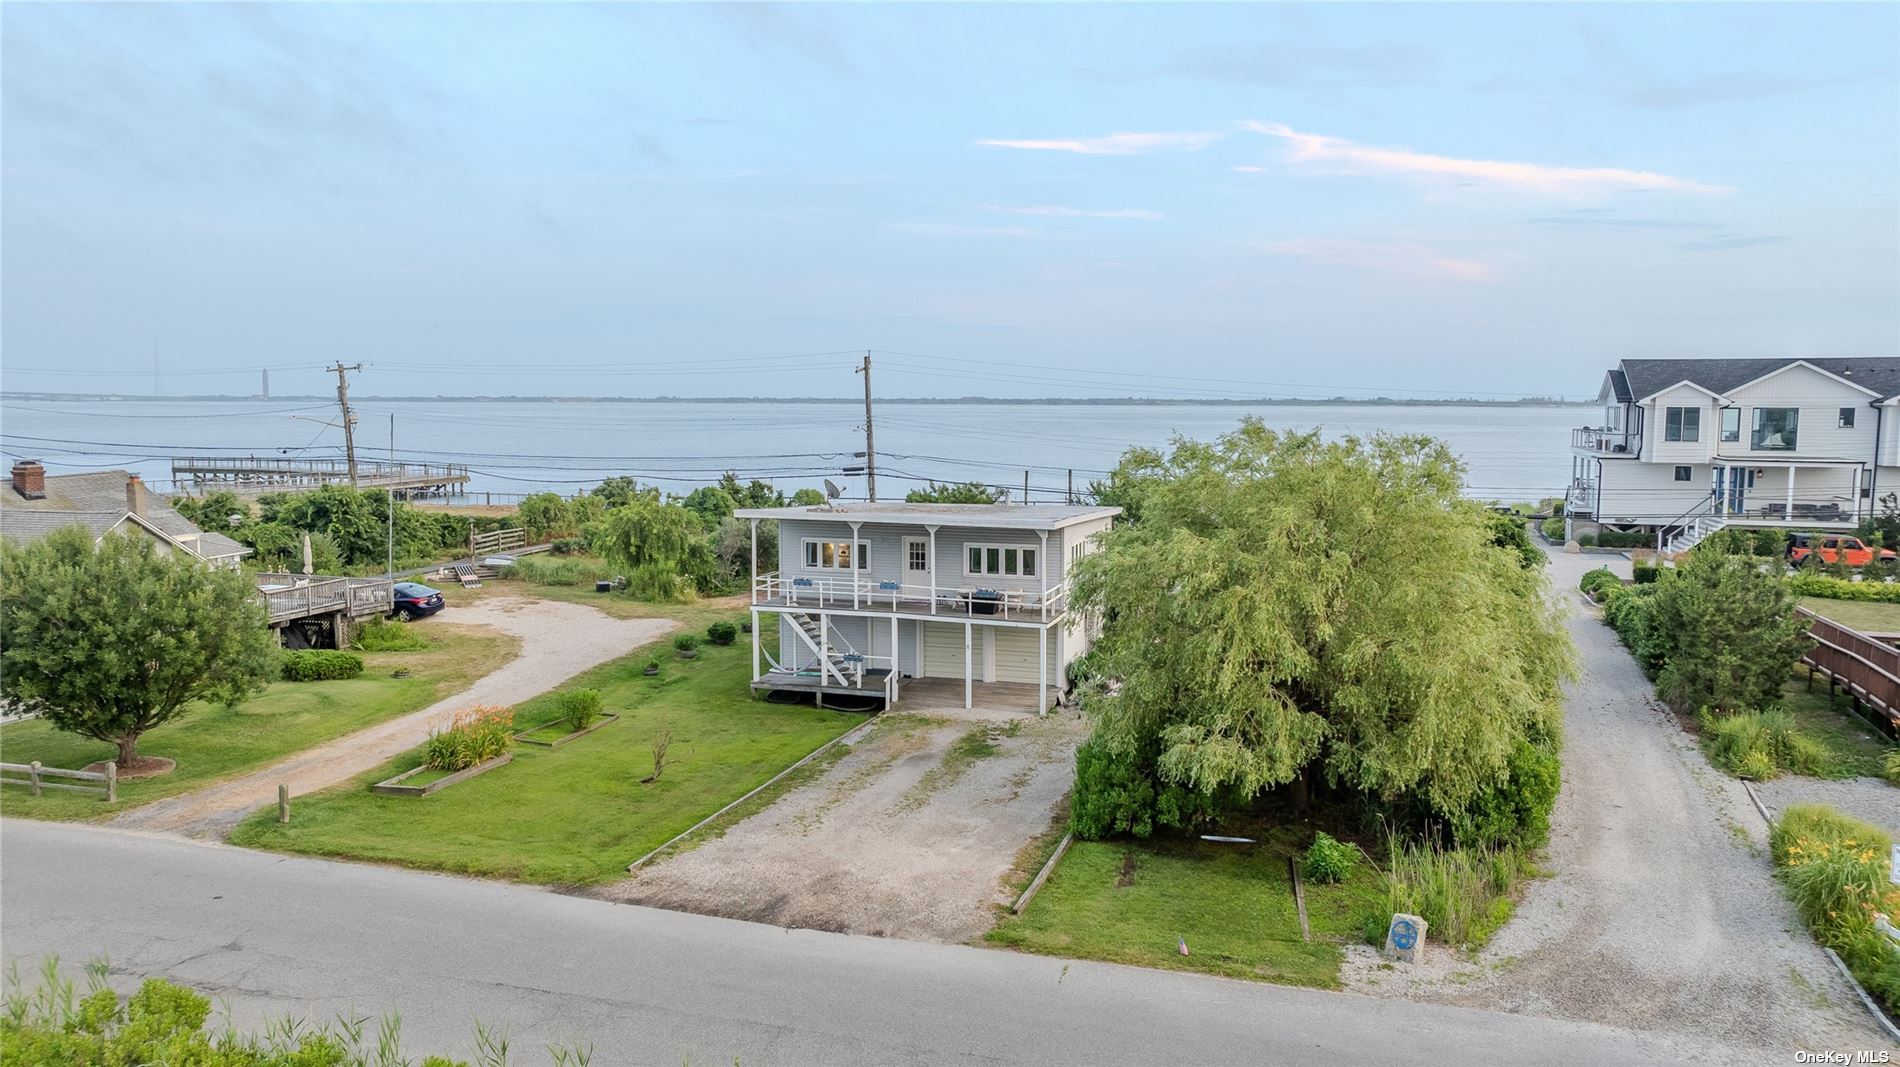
[0, 528, 277, 770]
[1069, 421, 1574, 837]
[595, 490, 713, 600]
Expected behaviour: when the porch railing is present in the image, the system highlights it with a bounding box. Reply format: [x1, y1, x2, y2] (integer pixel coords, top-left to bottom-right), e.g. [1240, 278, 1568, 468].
[752, 572, 1070, 622]
[1572, 426, 1641, 455]
[254, 573, 393, 623]
[1796, 607, 1900, 729]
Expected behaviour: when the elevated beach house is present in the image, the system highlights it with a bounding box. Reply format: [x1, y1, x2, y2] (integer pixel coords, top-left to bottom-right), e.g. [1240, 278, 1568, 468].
[1569, 358, 1900, 552]
[733, 502, 1120, 713]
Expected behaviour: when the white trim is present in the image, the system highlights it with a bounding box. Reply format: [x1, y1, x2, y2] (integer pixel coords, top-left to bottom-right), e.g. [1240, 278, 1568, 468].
[963, 542, 1040, 579]
[800, 538, 870, 571]
[1635, 379, 1726, 405]
[1726, 359, 1881, 399]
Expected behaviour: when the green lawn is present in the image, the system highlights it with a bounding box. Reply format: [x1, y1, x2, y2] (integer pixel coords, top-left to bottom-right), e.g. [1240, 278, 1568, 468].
[0, 624, 518, 821]
[986, 829, 1384, 988]
[1781, 666, 1899, 780]
[227, 628, 862, 885]
[1797, 596, 1900, 635]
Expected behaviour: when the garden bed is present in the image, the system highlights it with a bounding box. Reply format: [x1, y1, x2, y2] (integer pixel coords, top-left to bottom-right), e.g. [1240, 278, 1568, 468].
[372, 753, 513, 797]
[513, 713, 619, 748]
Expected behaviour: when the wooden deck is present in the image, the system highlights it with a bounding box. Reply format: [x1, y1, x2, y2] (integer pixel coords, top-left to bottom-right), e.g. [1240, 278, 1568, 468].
[256, 573, 393, 625]
[752, 667, 895, 707]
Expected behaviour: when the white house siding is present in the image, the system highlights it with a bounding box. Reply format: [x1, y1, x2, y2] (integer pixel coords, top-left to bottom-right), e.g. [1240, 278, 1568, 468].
[780, 518, 1069, 600]
[1596, 460, 1709, 525]
[1643, 384, 1719, 467]
[1722, 363, 1877, 462]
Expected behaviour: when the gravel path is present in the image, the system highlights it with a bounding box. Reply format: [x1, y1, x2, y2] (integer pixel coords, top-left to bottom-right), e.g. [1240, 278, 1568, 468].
[596, 704, 1088, 942]
[111, 597, 673, 840]
[1754, 774, 1898, 833]
[1342, 547, 1892, 1060]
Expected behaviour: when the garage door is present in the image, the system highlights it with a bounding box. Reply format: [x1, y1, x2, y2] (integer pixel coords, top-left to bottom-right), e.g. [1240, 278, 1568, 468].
[993, 628, 1044, 684]
[922, 622, 968, 679]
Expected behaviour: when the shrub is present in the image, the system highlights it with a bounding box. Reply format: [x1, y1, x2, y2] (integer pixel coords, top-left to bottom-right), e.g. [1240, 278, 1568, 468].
[673, 633, 701, 653]
[1301, 832, 1355, 884]
[1651, 552, 1813, 713]
[706, 621, 738, 646]
[1702, 709, 1834, 779]
[1630, 563, 1660, 584]
[423, 705, 514, 771]
[1885, 748, 1900, 786]
[1577, 532, 1597, 547]
[280, 649, 363, 682]
[1789, 573, 1900, 603]
[1444, 740, 1562, 848]
[1769, 805, 1899, 1014]
[1595, 530, 1650, 549]
[1578, 567, 1620, 596]
[352, 617, 428, 652]
[1601, 584, 1668, 671]
[1069, 733, 1220, 839]
[550, 537, 586, 555]
[553, 688, 604, 732]
[1540, 516, 1566, 541]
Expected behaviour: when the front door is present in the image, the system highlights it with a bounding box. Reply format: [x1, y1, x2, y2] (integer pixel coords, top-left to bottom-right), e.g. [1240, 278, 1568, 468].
[1714, 466, 1749, 515]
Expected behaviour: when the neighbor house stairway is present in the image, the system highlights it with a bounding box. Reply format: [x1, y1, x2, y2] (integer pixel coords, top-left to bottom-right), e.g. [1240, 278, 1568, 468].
[786, 611, 864, 686]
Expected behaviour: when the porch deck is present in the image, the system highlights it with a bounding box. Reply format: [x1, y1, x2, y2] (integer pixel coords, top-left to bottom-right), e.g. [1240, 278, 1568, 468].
[751, 667, 896, 708]
[753, 575, 1065, 624]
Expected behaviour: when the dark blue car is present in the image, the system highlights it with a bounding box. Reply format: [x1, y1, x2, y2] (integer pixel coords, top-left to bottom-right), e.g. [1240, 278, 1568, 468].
[391, 581, 445, 621]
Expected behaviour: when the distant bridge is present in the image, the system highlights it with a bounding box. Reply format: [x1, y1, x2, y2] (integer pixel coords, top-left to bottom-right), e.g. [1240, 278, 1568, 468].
[170, 456, 470, 497]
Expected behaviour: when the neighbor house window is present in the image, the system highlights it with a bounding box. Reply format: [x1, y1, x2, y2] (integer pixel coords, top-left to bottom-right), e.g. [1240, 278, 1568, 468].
[1752, 408, 1799, 451]
[965, 543, 1037, 578]
[1839, 407, 1857, 428]
[1664, 406, 1700, 442]
[1674, 466, 1692, 481]
[802, 540, 868, 570]
[1721, 408, 1741, 443]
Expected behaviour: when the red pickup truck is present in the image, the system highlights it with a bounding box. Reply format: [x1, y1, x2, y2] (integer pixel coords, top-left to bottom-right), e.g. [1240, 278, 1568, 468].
[1786, 533, 1896, 568]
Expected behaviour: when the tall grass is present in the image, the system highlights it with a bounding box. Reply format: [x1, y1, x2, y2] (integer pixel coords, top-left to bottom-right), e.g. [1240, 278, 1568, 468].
[1700, 708, 1831, 780]
[424, 705, 515, 771]
[352, 616, 429, 652]
[1375, 836, 1529, 948]
[500, 555, 611, 587]
[1770, 804, 1899, 1014]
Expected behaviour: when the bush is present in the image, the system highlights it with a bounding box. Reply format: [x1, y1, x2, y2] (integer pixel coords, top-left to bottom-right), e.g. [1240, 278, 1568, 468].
[1651, 552, 1813, 713]
[706, 621, 738, 646]
[1301, 832, 1355, 884]
[280, 649, 363, 682]
[673, 633, 701, 653]
[1631, 563, 1660, 584]
[1885, 748, 1900, 786]
[1769, 805, 1899, 1015]
[1702, 709, 1832, 779]
[423, 705, 514, 771]
[1594, 530, 1650, 549]
[1540, 516, 1565, 541]
[1578, 567, 1620, 596]
[1601, 584, 1668, 672]
[352, 617, 428, 652]
[1789, 573, 1900, 603]
[1576, 532, 1596, 547]
[550, 537, 586, 555]
[1444, 741, 1561, 848]
[554, 688, 603, 732]
[1069, 734, 1220, 839]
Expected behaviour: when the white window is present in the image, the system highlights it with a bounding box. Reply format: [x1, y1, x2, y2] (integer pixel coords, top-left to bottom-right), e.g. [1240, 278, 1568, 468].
[1664, 406, 1700, 443]
[965, 543, 1037, 578]
[802, 539, 868, 570]
[1839, 407, 1857, 428]
[903, 536, 929, 573]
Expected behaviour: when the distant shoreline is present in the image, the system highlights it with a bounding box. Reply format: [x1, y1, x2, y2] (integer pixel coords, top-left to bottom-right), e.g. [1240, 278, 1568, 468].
[2, 392, 1590, 407]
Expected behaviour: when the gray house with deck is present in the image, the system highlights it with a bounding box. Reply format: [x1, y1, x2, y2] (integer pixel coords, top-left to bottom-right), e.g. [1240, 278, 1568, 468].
[734, 502, 1120, 713]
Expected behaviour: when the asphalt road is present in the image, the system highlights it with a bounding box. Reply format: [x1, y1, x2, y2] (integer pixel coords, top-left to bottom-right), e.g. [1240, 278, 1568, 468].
[2, 820, 1740, 1066]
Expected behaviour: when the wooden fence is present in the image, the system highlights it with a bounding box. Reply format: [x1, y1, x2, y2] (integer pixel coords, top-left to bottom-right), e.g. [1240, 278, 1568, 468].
[1796, 607, 1900, 730]
[470, 527, 528, 556]
[1, 760, 116, 801]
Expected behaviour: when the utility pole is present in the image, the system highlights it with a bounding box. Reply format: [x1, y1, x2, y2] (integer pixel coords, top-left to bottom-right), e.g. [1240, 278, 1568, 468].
[328, 362, 363, 487]
[386, 412, 395, 576]
[1023, 470, 1030, 504]
[1067, 468, 1074, 505]
[856, 351, 877, 502]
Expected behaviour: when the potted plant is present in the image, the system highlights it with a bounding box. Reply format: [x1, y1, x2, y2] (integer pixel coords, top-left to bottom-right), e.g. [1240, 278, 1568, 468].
[643, 658, 660, 677]
[673, 633, 701, 660]
[706, 621, 738, 646]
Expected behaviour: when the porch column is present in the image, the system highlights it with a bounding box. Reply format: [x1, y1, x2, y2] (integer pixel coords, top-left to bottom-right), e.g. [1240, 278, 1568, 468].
[1037, 531, 1048, 623]
[1853, 466, 1863, 522]
[820, 612, 829, 670]
[1037, 626, 1047, 717]
[751, 607, 761, 681]
[890, 615, 900, 694]
[748, 519, 758, 604]
[963, 621, 973, 709]
[1787, 465, 1796, 515]
[849, 521, 862, 609]
[927, 525, 939, 615]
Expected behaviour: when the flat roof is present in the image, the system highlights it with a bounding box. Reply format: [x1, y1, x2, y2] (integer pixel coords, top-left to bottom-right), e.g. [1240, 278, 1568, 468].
[732, 502, 1121, 531]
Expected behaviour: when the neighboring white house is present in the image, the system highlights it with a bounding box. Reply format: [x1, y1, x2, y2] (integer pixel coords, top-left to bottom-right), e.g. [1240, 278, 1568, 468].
[733, 501, 1120, 713]
[1, 460, 252, 568]
[1569, 358, 1900, 550]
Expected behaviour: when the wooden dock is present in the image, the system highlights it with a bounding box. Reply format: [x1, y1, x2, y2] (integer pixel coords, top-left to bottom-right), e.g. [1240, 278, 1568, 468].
[171, 456, 470, 497]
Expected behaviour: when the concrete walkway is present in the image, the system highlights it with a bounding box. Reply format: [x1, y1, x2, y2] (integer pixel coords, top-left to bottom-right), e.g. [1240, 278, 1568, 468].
[0, 818, 1735, 1065]
[110, 597, 672, 839]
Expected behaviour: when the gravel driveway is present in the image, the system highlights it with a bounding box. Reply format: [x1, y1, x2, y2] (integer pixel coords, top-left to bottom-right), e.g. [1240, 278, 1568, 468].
[1343, 547, 1892, 1059]
[597, 693, 1087, 942]
[112, 597, 673, 840]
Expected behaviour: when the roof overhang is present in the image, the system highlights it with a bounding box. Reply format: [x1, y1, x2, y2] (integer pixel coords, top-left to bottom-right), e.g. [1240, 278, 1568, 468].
[733, 504, 1122, 531]
[1635, 379, 1727, 405]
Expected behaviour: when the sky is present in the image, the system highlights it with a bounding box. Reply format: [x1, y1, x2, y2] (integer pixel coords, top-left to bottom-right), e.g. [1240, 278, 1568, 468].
[3, 3, 1897, 401]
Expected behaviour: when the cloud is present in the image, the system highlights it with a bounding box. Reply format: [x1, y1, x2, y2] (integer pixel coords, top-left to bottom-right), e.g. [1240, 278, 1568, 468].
[1245, 121, 1732, 194]
[989, 205, 1163, 220]
[976, 130, 1224, 155]
[1679, 235, 1790, 252]
[1527, 215, 1724, 232]
[1261, 238, 1498, 282]
[889, 222, 1033, 238]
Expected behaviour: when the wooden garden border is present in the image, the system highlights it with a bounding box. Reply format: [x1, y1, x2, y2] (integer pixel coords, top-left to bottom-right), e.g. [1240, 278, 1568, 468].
[371, 753, 512, 797]
[513, 713, 619, 749]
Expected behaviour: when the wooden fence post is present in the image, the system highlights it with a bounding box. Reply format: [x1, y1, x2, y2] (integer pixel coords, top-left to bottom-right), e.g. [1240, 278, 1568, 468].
[104, 761, 117, 802]
[28, 760, 41, 797]
[278, 783, 290, 824]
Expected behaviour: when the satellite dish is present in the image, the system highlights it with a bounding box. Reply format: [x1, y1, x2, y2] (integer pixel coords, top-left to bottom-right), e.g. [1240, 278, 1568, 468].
[823, 478, 844, 501]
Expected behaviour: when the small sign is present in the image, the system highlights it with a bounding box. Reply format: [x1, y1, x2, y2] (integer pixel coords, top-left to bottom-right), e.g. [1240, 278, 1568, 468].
[1383, 913, 1428, 965]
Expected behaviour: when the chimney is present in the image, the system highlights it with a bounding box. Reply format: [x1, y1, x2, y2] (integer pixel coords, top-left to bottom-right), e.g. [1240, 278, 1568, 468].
[125, 474, 149, 518]
[10, 460, 45, 500]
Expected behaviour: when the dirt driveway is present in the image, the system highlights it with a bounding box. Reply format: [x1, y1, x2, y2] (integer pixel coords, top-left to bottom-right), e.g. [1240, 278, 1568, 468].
[1344, 547, 1890, 1058]
[113, 597, 673, 840]
[598, 681, 1087, 942]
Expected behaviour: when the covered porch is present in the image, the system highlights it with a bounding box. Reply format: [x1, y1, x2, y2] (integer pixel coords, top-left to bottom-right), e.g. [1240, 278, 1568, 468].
[1707, 458, 1868, 526]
